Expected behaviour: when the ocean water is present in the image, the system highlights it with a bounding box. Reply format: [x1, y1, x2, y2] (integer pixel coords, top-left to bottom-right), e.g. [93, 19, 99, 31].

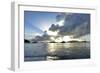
[24, 42, 90, 61]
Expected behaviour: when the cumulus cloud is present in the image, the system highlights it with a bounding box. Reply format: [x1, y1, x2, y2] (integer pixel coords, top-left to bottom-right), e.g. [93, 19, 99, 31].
[49, 24, 59, 31]
[32, 31, 51, 42]
[49, 13, 90, 38]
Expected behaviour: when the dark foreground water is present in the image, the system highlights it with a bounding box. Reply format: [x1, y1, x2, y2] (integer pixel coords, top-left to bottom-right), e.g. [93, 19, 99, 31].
[24, 42, 90, 61]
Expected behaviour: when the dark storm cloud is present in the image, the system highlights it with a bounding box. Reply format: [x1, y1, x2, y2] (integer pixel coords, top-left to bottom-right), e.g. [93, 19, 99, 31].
[72, 22, 90, 38]
[49, 13, 90, 38]
[49, 24, 59, 31]
[32, 31, 51, 42]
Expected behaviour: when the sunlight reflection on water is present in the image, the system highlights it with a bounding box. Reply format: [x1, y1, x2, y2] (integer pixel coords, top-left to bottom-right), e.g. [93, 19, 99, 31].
[24, 42, 90, 61]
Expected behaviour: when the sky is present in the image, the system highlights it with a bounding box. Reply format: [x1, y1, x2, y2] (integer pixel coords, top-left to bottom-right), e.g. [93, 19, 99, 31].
[24, 11, 59, 39]
[24, 11, 90, 41]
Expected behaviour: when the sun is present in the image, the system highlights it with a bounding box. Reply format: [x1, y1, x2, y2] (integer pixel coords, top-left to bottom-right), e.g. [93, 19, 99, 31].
[55, 37, 62, 42]
[63, 36, 72, 42]
[50, 37, 63, 42]
[50, 36, 72, 42]
[47, 30, 73, 42]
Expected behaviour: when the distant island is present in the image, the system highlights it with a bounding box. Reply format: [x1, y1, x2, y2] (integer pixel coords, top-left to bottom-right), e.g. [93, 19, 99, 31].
[67, 40, 89, 43]
[24, 39, 89, 43]
[60, 41, 66, 43]
[24, 39, 30, 43]
[49, 41, 56, 43]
